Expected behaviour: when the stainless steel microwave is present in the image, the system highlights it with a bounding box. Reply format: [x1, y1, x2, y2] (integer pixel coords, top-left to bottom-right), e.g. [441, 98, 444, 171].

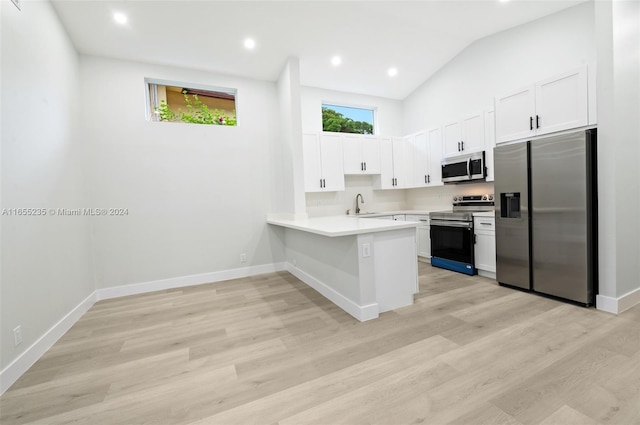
[441, 151, 486, 184]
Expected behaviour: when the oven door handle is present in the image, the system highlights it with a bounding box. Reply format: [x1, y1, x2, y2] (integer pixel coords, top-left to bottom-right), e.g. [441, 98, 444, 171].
[431, 220, 472, 228]
[467, 158, 471, 179]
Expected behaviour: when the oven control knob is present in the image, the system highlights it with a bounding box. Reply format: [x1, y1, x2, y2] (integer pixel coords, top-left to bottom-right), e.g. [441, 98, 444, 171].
[482, 195, 487, 201]
[453, 196, 458, 201]
[489, 194, 494, 201]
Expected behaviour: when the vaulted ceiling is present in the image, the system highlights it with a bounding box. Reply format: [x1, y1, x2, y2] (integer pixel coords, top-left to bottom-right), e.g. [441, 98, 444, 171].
[51, 0, 587, 99]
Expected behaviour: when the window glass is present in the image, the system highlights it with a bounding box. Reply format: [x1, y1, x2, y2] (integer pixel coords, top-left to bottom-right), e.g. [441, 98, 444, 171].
[322, 104, 374, 135]
[147, 80, 237, 126]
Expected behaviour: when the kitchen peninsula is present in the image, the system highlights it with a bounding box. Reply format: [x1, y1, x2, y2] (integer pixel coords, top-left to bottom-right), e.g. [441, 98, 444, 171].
[267, 215, 420, 321]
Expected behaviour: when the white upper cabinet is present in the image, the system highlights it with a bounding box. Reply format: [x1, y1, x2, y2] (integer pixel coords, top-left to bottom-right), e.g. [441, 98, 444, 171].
[535, 67, 588, 136]
[411, 128, 443, 188]
[303, 133, 345, 192]
[495, 66, 589, 144]
[411, 131, 428, 188]
[427, 127, 443, 186]
[494, 86, 536, 143]
[484, 110, 496, 182]
[342, 134, 381, 175]
[443, 111, 485, 157]
[374, 137, 409, 190]
[461, 112, 486, 153]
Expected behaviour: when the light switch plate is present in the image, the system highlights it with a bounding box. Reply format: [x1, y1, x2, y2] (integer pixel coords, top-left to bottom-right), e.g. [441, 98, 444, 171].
[11, 0, 21, 11]
[362, 243, 371, 258]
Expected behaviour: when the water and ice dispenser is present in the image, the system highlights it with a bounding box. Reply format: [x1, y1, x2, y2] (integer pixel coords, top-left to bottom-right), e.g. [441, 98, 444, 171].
[500, 193, 521, 218]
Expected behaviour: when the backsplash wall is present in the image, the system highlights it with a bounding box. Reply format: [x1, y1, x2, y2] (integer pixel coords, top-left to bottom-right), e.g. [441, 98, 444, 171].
[405, 182, 495, 211]
[306, 175, 406, 217]
[306, 178, 495, 217]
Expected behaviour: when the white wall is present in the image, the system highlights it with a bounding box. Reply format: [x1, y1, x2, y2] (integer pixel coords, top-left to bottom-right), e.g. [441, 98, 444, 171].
[595, 0, 640, 302]
[275, 58, 306, 218]
[78, 56, 285, 289]
[1, 0, 94, 370]
[402, 2, 596, 134]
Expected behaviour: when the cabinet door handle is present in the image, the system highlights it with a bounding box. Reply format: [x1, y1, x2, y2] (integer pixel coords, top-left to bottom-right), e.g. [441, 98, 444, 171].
[427, 174, 431, 183]
[530, 116, 533, 130]
[457, 142, 461, 151]
[480, 222, 492, 226]
[461, 141, 464, 151]
[364, 162, 367, 171]
[361, 162, 363, 171]
[320, 179, 323, 188]
[424, 175, 427, 184]
[536, 115, 540, 129]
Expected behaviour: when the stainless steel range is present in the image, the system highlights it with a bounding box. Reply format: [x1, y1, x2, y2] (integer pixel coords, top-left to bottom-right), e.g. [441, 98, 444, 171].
[430, 194, 494, 275]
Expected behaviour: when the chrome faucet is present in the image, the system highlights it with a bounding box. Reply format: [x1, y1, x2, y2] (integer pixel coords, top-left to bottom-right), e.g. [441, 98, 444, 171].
[355, 193, 364, 214]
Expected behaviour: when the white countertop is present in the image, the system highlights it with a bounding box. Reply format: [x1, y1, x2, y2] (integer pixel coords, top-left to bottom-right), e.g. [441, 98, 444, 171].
[348, 210, 434, 218]
[267, 214, 420, 237]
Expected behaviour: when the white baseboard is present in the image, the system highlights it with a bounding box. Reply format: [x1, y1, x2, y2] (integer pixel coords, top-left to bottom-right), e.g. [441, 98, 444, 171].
[619, 287, 640, 313]
[285, 263, 378, 322]
[596, 294, 618, 314]
[97, 263, 286, 301]
[478, 270, 496, 280]
[0, 291, 96, 394]
[0, 262, 286, 395]
[596, 286, 640, 314]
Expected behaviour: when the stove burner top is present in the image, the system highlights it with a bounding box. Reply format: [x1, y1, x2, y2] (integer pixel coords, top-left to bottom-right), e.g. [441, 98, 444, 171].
[430, 194, 495, 222]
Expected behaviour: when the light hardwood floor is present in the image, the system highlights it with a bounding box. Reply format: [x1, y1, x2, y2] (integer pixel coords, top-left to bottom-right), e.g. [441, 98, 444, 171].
[2, 263, 639, 425]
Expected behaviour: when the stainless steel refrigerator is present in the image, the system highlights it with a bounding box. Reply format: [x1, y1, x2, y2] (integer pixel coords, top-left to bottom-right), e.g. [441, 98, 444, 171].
[494, 129, 597, 306]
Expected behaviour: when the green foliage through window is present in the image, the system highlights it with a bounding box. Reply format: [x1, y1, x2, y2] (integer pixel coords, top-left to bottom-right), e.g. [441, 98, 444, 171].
[147, 81, 237, 126]
[322, 104, 374, 135]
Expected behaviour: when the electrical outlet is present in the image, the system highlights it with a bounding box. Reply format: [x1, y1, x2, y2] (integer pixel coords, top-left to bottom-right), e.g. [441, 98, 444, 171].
[240, 253, 247, 263]
[13, 325, 22, 346]
[362, 243, 371, 258]
[11, 0, 21, 10]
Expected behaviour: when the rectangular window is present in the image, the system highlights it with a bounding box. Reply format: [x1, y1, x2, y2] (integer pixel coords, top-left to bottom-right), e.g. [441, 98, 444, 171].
[146, 79, 237, 126]
[322, 103, 375, 135]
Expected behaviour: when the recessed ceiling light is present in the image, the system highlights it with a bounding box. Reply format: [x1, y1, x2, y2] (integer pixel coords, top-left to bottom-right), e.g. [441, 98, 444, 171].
[113, 12, 127, 25]
[388, 67, 398, 77]
[331, 56, 342, 66]
[244, 38, 256, 50]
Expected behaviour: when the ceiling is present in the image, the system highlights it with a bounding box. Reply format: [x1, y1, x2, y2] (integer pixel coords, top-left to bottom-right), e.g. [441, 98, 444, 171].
[51, 0, 587, 100]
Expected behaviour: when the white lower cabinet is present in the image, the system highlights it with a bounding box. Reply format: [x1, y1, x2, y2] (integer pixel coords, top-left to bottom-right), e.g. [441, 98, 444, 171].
[416, 216, 430, 260]
[474, 216, 496, 276]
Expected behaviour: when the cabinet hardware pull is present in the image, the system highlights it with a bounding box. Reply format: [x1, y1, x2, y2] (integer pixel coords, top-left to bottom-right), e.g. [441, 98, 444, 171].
[457, 142, 461, 151]
[536, 115, 540, 129]
[320, 179, 323, 188]
[530, 116, 533, 130]
[428, 174, 431, 183]
[361, 162, 363, 171]
[364, 162, 367, 171]
[425, 175, 427, 184]
[461, 141, 464, 151]
[480, 222, 492, 225]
